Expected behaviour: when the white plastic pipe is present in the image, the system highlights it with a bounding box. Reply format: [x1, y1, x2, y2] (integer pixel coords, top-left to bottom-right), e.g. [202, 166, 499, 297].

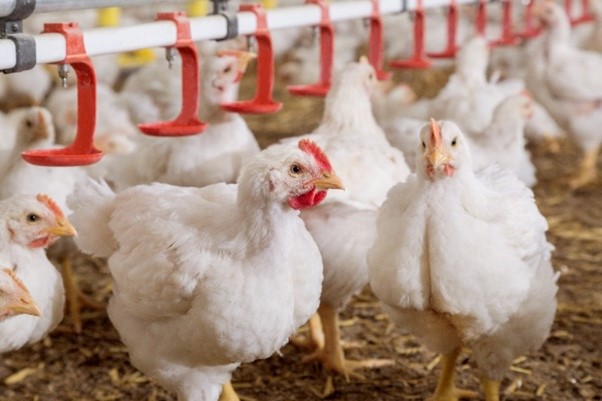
[0, 0, 485, 70]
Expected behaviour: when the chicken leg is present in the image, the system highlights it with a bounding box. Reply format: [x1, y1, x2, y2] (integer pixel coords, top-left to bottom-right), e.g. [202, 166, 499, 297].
[570, 145, 600, 189]
[303, 304, 393, 380]
[290, 313, 325, 350]
[61, 257, 105, 334]
[218, 382, 240, 401]
[427, 347, 477, 401]
[480, 377, 500, 401]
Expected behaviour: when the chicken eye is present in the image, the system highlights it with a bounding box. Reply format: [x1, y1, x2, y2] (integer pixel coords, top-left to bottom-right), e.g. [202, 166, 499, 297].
[368, 73, 374, 80]
[451, 138, 458, 147]
[25, 120, 34, 128]
[26, 213, 40, 223]
[224, 65, 232, 74]
[421, 141, 426, 150]
[290, 164, 303, 175]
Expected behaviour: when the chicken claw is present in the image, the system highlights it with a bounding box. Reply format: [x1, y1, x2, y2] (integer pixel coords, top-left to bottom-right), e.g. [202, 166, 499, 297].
[302, 305, 393, 381]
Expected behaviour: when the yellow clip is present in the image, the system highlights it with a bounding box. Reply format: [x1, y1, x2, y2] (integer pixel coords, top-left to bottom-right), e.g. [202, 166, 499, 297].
[261, 0, 278, 8]
[187, 0, 209, 17]
[98, 7, 121, 27]
[117, 49, 157, 68]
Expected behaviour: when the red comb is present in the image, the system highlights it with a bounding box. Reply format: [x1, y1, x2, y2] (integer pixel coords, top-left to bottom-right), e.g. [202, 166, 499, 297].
[36, 194, 65, 219]
[298, 139, 333, 172]
[429, 118, 441, 147]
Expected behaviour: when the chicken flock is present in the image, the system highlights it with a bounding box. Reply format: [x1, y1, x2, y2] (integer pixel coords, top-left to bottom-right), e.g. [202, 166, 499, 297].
[1, 0, 601, 400]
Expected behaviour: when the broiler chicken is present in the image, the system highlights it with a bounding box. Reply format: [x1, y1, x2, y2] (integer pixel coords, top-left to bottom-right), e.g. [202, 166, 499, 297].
[45, 82, 137, 179]
[0, 268, 41, 321]
[429, 35, 562, 154]
[368, 119, 558, 401]
[0, 106, 92, 333]
[430, 36, 507, 137]
[0, 194, 76, 353]
[0, 107, 87, 212]
[372, 82, 430, 171]
[528, 1, 602, 189]
[281, 58, 410, 378]
[0, 66, 53, 111]
[68, 140, 343, 401]
[113, 42, 259, 190]
[468, 93, 537, 187]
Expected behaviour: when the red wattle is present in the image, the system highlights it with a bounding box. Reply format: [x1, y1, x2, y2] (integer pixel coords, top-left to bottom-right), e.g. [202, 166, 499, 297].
[29, 236, 50, 248]
[288, 188, 328, 210]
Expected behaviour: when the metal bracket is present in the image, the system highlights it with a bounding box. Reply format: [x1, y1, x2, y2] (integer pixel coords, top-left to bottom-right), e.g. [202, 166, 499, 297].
[1, 0, 36, 73]
[210, 0, 238, 41]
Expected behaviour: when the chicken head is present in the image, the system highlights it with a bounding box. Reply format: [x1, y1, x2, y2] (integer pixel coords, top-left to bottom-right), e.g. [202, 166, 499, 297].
[205, 49, 256, 106]
[536, 1, 568, 28]
[4, 194, 77, 249]
[0, 267, 41, 319]
[243, 139, 344, 210]
[420, 119, 470, 179]
[14, 107, 55, 148]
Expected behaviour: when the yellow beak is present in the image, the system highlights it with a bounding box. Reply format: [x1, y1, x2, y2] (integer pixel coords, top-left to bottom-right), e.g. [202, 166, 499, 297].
[8, 299, 41, 317]
[427, 147, 449, 171]
[313, 171, 345, 190]
[45, 218, 77, 238]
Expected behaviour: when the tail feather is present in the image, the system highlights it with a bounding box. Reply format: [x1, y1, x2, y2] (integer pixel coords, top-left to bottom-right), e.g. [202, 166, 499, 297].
[67, 178, 117, 258]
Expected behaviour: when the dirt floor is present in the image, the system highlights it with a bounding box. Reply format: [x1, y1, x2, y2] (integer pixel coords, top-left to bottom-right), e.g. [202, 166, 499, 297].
[0, 67, 600, 401]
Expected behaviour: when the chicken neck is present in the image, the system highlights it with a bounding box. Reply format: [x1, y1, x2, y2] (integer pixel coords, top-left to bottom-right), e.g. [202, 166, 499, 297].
[319, 82, 380, 137]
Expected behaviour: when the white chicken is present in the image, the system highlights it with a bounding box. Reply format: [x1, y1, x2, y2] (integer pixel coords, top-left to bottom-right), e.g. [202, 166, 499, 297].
[0, 106, 91, 333]
[113, 42, 259, 190]
[468, 93, 537, 187]
[571, 0, 602, 53]
[0, 66, 53, 110]
[0, 107, 87, 214]
[68, 140, 343, 401]
[372, 82, 430, 170]
[281, 58, 410, 377]
[0, 268, 41, 321]
[0, 194, 76, 353]
[528, 0, 602, 189]
[45, 82, 137, 180]
[368, 119, 558, 401]
[430, 34, 562, 153]
[46, 82, 137, 153]
[430, 36, 506, 137]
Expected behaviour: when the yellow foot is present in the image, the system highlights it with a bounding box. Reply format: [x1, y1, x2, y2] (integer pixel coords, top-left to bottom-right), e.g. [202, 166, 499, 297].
[302, 349, 393, 380]
[61, 257, 105, 334]
[66, 289, 106, 334]
[290, 313, 325, 351]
